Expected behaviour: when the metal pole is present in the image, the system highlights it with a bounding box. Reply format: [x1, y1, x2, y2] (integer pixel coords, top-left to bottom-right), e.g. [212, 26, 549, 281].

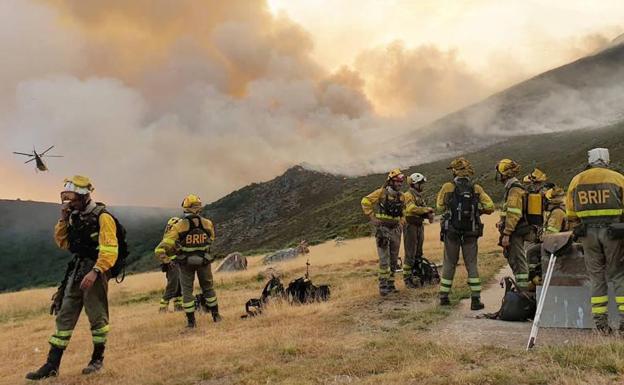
[526, 252, 557, 350]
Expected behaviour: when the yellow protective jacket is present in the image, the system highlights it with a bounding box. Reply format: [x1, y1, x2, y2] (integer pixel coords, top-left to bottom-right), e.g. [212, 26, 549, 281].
[500, 178, 526, 235]
[361, 187, 406, 223]
[403, 188, 432, 224]
[156, 215, 215, 261]
[435, 179, 494, 214]
[544, 206, 566, 234]
[54, 211, 118, 273]
[566, 166, 624, 225]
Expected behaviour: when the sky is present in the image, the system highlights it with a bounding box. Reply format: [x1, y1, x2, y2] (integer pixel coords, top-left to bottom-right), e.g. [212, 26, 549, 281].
[1, 0, 622, 206]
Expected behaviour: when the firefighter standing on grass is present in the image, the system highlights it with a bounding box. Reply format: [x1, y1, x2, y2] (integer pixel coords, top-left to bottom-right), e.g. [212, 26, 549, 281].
[436, 158, 494, 309]
[402, 172, 434, 288]
[155, 194, 222, 328]
[496, 159, 532, 290]
[566, 148, 624, 334]
[26, 176, 118, 380]
[154, 217, 183, 312]
[361, 169, 406, 296]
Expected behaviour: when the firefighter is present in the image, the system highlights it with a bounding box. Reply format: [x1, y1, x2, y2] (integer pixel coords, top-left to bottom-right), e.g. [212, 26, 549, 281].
[437, 158, 494, 309]
[361, 169, 406, 296]
[26, 176, 118, 380]
[155, 194, 221, 328]
[154, 217, 183, 312]
[543, 187, 567, 235]
[496, 159, 533, 290]
[566, 148, 624, 334]
[402, 172, 434, 288]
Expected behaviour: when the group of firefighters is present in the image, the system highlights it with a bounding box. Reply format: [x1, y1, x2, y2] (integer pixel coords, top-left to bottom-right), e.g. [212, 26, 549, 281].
[362, 147, 624, 327]
[23, 147, 624, 380]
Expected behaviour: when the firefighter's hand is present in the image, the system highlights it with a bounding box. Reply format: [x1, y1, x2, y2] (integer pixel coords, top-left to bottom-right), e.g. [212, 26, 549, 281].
[80, 270, 98, 291]
[427, 211, 435, 224]
[501, 235, 511, 248]
[60, 205, 71, 221]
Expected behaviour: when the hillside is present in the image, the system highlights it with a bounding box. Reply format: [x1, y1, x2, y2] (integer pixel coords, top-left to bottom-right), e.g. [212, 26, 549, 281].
[3, 122, 624, 292]
[0, 200, 176, 291]
[389, 41, 624, 168]
[206, 121, 624, 255]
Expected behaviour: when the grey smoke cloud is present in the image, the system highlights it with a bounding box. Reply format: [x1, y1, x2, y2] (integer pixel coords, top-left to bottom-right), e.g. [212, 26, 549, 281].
[1, 0, 621, 205]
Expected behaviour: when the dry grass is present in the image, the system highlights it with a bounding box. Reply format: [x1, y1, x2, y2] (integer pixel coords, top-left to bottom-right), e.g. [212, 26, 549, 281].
[2, 215, 624, 384]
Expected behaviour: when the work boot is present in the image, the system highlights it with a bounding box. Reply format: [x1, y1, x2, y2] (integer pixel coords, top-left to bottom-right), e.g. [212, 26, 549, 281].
[185, 312, 196, 328]
[82, 344, 105, 375]
[404, 276, 418, 289]
[470, 296, 485, 311]
[210, 306, 222, 323]
[25, 346, 64, 380]
[379, 280, 391, 297]
[159, 307, 168, 313]
[439, 295, 450, 306]
[173, 302, 184, 312]
[594, 314, 612, 335]
[387, 279, 399, 293]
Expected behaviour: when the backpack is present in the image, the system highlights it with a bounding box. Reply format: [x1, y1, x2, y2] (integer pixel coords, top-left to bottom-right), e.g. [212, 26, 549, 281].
[482, 277, 536, 322]
[447, 178, 481, 234]
[410, 257, 441, 287]
[240, 275, 286, 318]
[525, 184, 544, 226]
[92, 204, 129, 282]
[286, 277, 331, 304]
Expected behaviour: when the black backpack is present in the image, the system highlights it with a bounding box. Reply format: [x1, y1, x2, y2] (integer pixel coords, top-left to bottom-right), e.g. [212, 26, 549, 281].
[241, 275, 286, 318]
[410, 257, 441, 287]
[448, 178, 481, 234]
[92, 204, 129, 282]
[286, 277, 330, 304]
[482, 277, 536, 322]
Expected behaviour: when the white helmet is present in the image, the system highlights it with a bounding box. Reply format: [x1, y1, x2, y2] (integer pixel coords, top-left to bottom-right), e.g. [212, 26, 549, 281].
[408, 172, 427, 185]
[588, 148, 610, 166]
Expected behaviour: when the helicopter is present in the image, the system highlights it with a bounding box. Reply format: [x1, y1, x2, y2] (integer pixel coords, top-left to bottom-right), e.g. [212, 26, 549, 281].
[13, 146, 63, 172]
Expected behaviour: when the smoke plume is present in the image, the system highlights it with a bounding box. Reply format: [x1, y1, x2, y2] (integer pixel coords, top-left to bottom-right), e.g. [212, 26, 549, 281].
[1, 0, 621, 205]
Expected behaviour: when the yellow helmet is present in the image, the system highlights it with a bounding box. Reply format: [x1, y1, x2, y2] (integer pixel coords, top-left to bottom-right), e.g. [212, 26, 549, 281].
[545, 186, 565, 201]
[181, 194, 203, 212]
[167, 216, 181, 227]
[528, 168, 547, 183]
[387, 168, 405, 182]
[447, 157, 474, 177]
[496, 159, 520, 177]
[62, 175, 94, 195]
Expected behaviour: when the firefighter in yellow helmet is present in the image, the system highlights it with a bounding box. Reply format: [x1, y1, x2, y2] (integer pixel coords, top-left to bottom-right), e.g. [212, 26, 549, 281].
[154, 217, 183, 312]
[437, 158, 494, 309]
[27, 176, 119, 380]
[361, 169, 406, 296]
[402, 172, 434, 288]
[155, 194, 221, 328]
[566, 148, 624, 334]
[543, 187, 567, 236]
[496, 159, 531, 290]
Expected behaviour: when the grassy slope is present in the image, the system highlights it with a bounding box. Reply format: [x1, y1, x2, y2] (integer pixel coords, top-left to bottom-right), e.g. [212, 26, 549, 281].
[206, 122, 624, 255]
[2, 218, 624, 385]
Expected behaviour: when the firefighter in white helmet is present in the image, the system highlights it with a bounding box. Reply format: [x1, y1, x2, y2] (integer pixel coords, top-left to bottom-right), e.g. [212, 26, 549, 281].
[402, 172, 434, 288]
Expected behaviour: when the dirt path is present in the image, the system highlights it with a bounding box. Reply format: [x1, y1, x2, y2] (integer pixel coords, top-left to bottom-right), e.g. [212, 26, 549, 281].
[428, 266, 598, 350]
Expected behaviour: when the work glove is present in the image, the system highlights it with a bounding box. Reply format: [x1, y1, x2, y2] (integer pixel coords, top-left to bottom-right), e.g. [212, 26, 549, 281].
[160, 263, 169, 273]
